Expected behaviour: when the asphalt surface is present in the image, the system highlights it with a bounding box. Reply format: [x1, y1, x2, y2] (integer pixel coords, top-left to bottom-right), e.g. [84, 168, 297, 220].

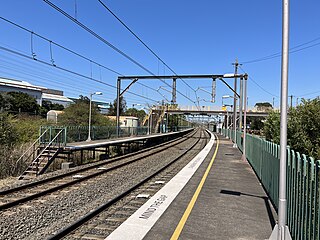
[143, 134, 276, 240]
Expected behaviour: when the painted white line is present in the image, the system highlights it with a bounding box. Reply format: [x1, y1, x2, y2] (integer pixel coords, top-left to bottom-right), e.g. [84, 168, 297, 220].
[106, 131, 215, 240]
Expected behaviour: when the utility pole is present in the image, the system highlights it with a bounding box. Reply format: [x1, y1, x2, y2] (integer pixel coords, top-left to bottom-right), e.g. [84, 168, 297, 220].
[232, 59, 240, 147]
[273, 97, 275, 108]
[289, 95, 293, 108]
[296, 97, 299, 106]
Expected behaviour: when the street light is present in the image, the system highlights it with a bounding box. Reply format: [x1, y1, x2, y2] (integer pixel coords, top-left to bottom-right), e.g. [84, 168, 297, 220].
[86, 91, 103, 142]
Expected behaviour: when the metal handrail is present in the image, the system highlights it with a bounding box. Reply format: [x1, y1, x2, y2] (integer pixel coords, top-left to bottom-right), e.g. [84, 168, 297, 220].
[34, 128, 65, 172]
[15, 128, 50, 168]
[155, 108, 166, 131]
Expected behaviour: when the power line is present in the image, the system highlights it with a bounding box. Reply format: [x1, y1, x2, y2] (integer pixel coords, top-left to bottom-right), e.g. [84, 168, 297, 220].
[0, 16, 171, 103]
[242, 36, 320, 64]
[298, 90, 320, 98]
[97, 0, 198, 94]
[0, 45, 160, 103]
[0, 57, 116, 100]
[0, 16, 122, 76]
[0, 52, 161, 104]
[239, 65, 279, 98]
[43, 0, 199, 108]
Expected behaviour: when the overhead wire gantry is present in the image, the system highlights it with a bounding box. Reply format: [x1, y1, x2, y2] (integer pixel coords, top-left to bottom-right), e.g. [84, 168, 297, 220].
[115, 73, 248, 136]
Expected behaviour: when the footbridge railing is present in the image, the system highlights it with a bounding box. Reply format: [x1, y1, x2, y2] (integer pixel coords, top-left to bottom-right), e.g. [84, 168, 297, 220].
[221, 128, 320, 240]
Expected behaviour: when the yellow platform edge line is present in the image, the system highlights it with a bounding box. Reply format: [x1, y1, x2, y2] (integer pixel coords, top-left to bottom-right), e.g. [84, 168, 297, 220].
[170, 134, 220, 240]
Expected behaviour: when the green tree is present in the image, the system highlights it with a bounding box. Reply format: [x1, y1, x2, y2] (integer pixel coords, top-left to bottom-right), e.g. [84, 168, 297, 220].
[6, 91, 39, 114]
[39, 100, 64, 116]
[0, 92, 13, 112]
[247, 116, 265, 131]
[59, 95, 114, 126]
[264, 111, 280, 143]
[0, 113, 18, 146]
[264, 98, 320, 159]
[108, 96, 127, 116]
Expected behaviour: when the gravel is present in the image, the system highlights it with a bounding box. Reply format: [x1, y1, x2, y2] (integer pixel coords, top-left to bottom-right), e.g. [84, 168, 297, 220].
[0, 130, 206, 240]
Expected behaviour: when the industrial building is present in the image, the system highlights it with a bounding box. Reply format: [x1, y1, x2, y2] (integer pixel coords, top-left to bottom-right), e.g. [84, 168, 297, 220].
[0, 77, 73, 107]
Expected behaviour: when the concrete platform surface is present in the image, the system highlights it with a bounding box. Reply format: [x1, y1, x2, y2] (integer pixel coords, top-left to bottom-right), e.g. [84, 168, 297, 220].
[65, 129, 192, 150]
[143, 134, 276, 240]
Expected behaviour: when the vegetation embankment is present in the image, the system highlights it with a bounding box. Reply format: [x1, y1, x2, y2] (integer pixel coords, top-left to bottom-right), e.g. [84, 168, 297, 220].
[264, 98, 320, 160]
[0, 92, 147, 179]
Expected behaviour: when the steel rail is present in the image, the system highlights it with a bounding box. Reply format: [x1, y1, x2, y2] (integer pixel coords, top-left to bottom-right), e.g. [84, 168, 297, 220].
[47, 129, 209, 240]
[0, 129, 195, 196]
[0, 130, 198, 210]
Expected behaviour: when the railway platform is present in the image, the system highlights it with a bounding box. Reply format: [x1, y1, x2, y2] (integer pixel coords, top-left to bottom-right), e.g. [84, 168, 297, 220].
[107, 133, 277, 240]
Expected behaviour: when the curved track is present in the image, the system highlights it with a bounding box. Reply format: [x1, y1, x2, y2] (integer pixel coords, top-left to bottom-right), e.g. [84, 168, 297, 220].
[0, 129, 198, 210]
[49, 129, 210, 239]
[0, 128, 210, 240]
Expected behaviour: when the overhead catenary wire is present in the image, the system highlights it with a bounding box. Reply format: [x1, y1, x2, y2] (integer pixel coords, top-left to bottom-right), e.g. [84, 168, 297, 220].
[0, 16, 171, 103]
[0, 16, 122, 76]
[97, 0, 198, 94]
[0, 45, 160, 103]
[239, 65, 279, 98]
[242, 36, 320, 64]
[43, 0, 200, 109]
[0, 57, 116, 100]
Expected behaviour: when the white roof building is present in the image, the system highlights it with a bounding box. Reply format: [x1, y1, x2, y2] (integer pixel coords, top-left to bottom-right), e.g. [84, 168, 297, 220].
[0, 77, 73, 107]
[42, 93, 73, 107]
[0, 77, 46, 105]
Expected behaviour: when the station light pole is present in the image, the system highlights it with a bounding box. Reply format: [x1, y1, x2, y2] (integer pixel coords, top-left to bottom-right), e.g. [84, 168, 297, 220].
[269, 0, 292, 239]
[87, 91, 103, 142]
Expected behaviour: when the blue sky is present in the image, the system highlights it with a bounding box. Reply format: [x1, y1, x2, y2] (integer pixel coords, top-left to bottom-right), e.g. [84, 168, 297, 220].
[0, 0, 319, 109]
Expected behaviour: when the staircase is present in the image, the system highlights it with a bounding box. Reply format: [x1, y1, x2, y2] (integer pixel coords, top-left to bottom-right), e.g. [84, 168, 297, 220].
[18, 127, 66, 180]
[142, 111, 152, 126]
[155, 107, 167, 132]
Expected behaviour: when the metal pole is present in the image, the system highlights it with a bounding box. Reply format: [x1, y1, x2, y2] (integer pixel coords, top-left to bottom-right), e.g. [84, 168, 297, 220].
[269, 0, 292, 239]
[116, 78, 121, 137]
[233, 60, 238, 147]
[239, 77, 244, 131]
[226, 110, 229, 139]
[166, 111, 168, 133]
[150, 113, 153, 134]
[86, 93, 92, 141]
[172, 78, 177, 104]
[147, 112, 150, 135]
[273, 97, 275, 108]
[241, 78, 247, 161]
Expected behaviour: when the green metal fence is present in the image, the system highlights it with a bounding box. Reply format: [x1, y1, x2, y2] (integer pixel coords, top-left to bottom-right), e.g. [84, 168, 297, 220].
[41, 126, 150, 143]
[221, 128, 320, 240]
[40, 126, 67, 146]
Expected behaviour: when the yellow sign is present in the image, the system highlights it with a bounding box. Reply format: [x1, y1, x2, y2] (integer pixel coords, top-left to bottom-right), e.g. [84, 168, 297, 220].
[222, 106, 227, 111]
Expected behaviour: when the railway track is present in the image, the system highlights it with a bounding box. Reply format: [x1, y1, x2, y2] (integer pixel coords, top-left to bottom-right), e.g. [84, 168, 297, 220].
[49, 129, 210, 240]
[0, 128, 210, 240]
[0, 129, 197, 210]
